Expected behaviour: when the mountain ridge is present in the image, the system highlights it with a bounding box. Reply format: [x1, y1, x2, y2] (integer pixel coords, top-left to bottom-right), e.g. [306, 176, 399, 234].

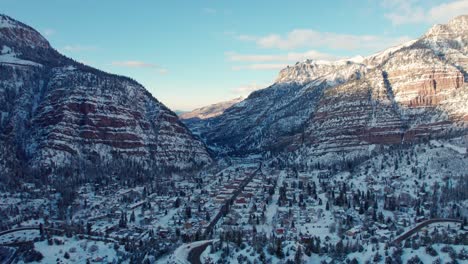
[0, 14, 212, 182]
[180, 96, 244, 120]
[186, 15, 468, 167]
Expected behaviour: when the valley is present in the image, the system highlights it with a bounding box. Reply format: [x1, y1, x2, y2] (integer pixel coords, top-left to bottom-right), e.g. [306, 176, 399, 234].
[0, 10, 467, 264]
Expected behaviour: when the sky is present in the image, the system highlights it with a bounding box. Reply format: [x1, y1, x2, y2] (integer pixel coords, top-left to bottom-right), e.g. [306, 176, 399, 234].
[1, 0, 468, 111]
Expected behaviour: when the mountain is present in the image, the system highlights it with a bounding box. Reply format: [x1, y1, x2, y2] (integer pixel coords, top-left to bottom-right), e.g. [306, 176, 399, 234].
[0, 14, 211, 182]
[180, 97, 244, 120]
[173, 110, 188, 116]
[187, 15, 468, 166]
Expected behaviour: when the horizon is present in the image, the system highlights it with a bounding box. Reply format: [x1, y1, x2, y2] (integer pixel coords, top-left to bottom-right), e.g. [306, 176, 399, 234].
[1, 0, 468, 111]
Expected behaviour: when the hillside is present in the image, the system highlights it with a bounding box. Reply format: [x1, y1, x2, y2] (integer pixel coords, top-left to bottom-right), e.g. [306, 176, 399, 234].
[0, 14, 211, 183]
[187, 16, 468, 168]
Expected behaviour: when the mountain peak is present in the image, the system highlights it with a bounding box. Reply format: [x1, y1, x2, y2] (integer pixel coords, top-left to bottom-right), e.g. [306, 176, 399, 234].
[425, 14, 468, 37]
[0, 14, 50, 49]
[0, 14, 17, 28]
[448, 14, 468, 26]
[275, 58, 365, 84]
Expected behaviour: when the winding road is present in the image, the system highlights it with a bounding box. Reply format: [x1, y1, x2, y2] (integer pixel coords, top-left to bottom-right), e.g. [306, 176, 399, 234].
[187, 241, 213, 264]
[391, 218, 463, 245]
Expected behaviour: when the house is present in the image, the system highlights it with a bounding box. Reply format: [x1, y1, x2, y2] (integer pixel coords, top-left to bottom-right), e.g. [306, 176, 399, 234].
[276, 228, 285, 235]
[158, 229, 169, 238]
[346, 225, 362, 236]
[235, 198, 248, 205]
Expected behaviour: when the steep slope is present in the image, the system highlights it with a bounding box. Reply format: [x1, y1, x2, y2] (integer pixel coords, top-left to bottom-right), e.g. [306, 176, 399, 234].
[189, 15, 468, 165]
[0, 14, 211, 180]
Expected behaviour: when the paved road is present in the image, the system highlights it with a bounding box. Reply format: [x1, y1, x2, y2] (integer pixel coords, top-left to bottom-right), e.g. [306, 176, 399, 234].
[0, 227, 39, 237]
[0, 226, 64, 237]
[187, 241, 213, 264]
[391, 218, 463, 245]
[0, 226, 117, 245]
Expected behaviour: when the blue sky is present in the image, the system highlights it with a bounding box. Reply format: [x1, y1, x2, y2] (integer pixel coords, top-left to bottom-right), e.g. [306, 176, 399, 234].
[1, 0, 467, 110]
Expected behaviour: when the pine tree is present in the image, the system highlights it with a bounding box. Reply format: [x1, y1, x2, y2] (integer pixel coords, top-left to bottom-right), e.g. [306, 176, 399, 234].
[294, 246, 303, 264]
[276, 239, 284, 258]
[130, 211, 135, 223]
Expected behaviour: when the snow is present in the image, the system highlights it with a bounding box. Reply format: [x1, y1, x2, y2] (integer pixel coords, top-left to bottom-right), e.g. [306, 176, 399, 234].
[366, 39, 418, 63]
[0, 16, 18, 29]
[1, 45, 12, 54]
[32, 237, 121, 264]
[180, 97, 244, 120]
[64, 65, 77, 71]
[431, 140, 467, 154]
[0, 230, 40, 244]
[0, 52, 42, 67]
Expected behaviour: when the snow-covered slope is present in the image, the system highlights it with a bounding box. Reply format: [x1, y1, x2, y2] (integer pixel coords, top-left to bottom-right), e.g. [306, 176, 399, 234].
[275, 58, 366, 85]
[187, 15, 468, 166]
[0, 14, 211, 180]
[180, 97, 244, 120]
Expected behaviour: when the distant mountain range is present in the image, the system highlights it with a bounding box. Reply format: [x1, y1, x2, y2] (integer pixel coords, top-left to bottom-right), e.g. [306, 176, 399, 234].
[179, 97, 244, 120]
[185, 15, 468, 167]
[0, 14, 211, 182]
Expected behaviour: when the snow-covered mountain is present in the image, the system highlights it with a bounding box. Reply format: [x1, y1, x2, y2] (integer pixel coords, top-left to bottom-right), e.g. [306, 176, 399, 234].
[0, 14, 211, 180]
[180, 97, 244, 120]
[187, 15, 468, 166]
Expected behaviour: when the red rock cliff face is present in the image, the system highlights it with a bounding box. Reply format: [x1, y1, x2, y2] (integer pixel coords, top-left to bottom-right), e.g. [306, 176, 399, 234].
[383, 49, 465, 108]
[0, 14, 211, 176]
[31, 69, 212, 170]
[292, 46, 467, 164]
[302, 72, 405, 155]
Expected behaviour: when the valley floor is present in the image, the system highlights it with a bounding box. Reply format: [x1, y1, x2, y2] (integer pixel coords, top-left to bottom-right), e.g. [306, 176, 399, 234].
[0, 138, 467, 263]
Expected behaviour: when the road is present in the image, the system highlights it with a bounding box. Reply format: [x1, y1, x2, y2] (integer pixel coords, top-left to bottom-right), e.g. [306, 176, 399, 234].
[391, 218, 463, 245]
[0, 226, 116, 245]
[0, 226, 64, 238]
[172, 240, 215, 264]
[187, 241, 213, 264]
[0, 227, 39, 237]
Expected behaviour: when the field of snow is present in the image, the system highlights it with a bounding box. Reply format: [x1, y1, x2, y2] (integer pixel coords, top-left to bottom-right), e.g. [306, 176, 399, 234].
[32, 237, 122, 264]
[0, 230, 40, 244]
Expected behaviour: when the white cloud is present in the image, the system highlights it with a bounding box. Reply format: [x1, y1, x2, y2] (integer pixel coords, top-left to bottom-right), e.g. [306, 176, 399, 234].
[62, 45, 97, 52]
[112, 61, 168, 74]
[238, 29, 411, 51]
[226, 50, 340, 63]
[231, 82, 268, 95]
[231, 64, 287, 71]
[227, 50, 342, 71]
[383, 0, 468, 25]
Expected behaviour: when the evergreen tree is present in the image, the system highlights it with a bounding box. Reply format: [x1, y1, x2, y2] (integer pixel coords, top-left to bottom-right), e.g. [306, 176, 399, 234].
[294, 246, 303, 264]
[130, 211, 135, 223]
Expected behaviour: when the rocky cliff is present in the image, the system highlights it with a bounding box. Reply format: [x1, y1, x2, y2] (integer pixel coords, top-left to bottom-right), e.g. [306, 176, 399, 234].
[0, 14, 211, 181]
